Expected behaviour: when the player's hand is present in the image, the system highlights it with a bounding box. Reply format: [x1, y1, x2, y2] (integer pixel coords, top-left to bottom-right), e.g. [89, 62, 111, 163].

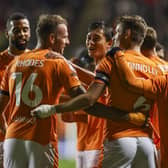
[106, 47, 122, 57]
[31, 104, 56, 119]
[128, 112, 148, 127]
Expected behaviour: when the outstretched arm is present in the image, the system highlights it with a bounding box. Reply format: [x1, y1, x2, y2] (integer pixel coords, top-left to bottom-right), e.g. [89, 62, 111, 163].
[85, 103, 147, 126]
[31, 82, 147, 126]
[114, 51, 167, 99]
[31, 82, 105, 118]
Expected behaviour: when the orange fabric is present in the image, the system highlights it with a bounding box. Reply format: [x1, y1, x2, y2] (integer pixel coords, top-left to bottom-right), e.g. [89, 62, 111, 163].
[0, 49, 30, 141]
[141, 74, 168, 168]
[95, 50, 163, 141]
[61, 111, 88, 123]
[146, 54, 168, 150]
[71, 62, 95, 86]
[77, 81, 107, 151]
[145, 54, 168, 150]
[0, 49, 80, 145]
[76, 96, 106, 151]
[60, 89, 88, 123]
[62, 59, 105, 151]
[115, 53, 168, 168]
[60, 63, 95, 123]
[73, 61, 106, 151]
[148, 55, 168, 74]
[0, 50, 15, 141]
[78, 91, 108, 150]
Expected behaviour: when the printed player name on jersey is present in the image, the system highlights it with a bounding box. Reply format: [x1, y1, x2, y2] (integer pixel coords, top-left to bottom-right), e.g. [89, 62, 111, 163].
[158, 64, 168, 74]
[128, 62, 158, 75]
[16, 59, 44, 67]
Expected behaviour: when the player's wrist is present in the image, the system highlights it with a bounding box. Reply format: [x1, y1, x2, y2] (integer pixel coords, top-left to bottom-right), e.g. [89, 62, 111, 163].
[115, 50, 124, 57]
[50, 105, 57, 115]
[128, 112, 146, 127]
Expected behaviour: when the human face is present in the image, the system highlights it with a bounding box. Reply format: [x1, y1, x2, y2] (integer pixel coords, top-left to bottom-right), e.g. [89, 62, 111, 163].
[7, 19, 30, 51]
[54, 24, 70, 54]
[113, 23, 129, 49]
[86, 28, 111, 62]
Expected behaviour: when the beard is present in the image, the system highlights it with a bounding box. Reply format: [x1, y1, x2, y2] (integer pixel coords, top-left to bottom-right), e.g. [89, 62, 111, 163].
[11, 39, 28, 51]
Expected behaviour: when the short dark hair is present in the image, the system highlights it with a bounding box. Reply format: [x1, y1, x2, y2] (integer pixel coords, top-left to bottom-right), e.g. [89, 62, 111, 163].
[116, 15, 147, 44]
[141, 26, 157, 50]
[156, 42, 164, 52]
[6, 12, 28, 30]
[36, 14, 68, 42]
[88, 21, 113, 41]
[72, 48, 95, 72]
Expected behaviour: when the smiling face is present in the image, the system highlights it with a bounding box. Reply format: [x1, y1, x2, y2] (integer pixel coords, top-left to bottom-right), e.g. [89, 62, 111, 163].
[86, 28, 111, 62]
[53, 23, 70, 54]
[6, 18, 30, 51]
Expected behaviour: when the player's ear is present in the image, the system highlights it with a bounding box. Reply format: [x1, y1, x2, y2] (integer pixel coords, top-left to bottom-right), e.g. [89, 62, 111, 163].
[124, 29, 131, 39]
[49, 33, 55, 44]
[5, 30, 9, 39]
[107, 39, 113, 48]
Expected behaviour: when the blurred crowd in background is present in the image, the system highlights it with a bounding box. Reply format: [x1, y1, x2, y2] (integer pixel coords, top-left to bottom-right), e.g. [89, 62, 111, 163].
[0, 0, 168, 59]
[0, 0, 168, 162]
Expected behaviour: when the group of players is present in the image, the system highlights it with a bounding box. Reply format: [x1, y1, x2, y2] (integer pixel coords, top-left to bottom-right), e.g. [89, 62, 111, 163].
[0, 11, 167, 168]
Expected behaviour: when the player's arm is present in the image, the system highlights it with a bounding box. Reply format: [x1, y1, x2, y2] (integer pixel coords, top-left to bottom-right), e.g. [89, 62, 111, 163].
[70, 62, 95, 86]
[59, 92, 88, 123]
[114, 51, 166, 99]
[31, 81, 147, 127]
[0, 92, 9, 134]
[114, 51, 144, 94]
[31, 81, 105, 117]
[52, 82, 106, 114]
[44, 51, 95, 86]
[85, 103, 147, 126]
[60, 87, 147, 126]
[0, 93, 9, 114]
[0, 64, 10, 115]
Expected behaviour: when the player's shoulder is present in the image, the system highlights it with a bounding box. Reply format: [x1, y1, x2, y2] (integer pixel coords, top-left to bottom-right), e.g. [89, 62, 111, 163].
[125, 50, 156, 64]
[44, 51, 65, 60]
[0, 49, 8, 59]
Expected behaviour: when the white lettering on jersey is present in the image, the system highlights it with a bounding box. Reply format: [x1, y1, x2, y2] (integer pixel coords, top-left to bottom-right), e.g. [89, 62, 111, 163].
[127, 62, 158, 75]
[158, 64, 168, 74]
[16, 59, 44, 67]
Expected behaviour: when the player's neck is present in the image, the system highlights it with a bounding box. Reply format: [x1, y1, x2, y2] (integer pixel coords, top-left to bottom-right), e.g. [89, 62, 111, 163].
[8, 47, 26, 56]
[35, 41, 50, 50]
[126, 44, 141, 53]
[141, 49, 156, 57]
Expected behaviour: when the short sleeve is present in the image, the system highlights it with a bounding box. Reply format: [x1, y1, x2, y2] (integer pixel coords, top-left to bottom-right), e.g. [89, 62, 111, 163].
[95, 56, 112, 85]
[0, 66, 10, 96]
[143, 75, 168, 99]
[57, 59, 81, 92]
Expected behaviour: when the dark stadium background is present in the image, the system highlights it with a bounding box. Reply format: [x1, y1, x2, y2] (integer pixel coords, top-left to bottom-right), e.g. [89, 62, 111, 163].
[0, 0, 168, 167]
[0, 0, 168, 60]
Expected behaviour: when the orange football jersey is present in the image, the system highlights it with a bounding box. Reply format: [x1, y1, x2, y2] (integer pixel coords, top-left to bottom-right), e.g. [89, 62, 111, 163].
[0, 49, 80, 146]
[145, 54, 168, 149]
[95, 50, 163, 141]
[114, 52, 168, 168]
[141, 75, 168, 168]
[0, 49, 29, 141]
[76, 93, 106, 151]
